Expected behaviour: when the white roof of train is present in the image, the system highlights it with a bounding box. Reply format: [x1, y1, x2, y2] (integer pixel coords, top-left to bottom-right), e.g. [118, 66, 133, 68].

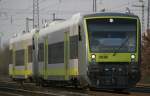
[9, 29, 36, 44]
[9, 13, 82, 45]
[39, 13, 82, 37]
[9, 12, 138, 45]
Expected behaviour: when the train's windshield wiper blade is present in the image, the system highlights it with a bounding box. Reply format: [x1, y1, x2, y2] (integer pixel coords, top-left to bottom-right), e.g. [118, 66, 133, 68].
[112, 37, 129, 56]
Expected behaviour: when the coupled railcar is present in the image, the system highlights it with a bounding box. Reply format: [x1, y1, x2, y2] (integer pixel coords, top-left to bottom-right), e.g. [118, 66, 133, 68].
[9, 12, 141, 89]
[9, 29, 35, 80]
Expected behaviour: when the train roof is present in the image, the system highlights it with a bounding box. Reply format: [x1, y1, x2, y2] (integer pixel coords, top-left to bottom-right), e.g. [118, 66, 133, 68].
[9, 12, 139, 44]
[9, 29, 36, 44]
[83, 12, 139, 18]
[39, 13, 81, 37]
[38, 12, 139, 37]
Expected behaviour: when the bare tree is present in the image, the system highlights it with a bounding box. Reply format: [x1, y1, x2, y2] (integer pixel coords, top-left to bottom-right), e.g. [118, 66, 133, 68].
[141, 29, 150, 83]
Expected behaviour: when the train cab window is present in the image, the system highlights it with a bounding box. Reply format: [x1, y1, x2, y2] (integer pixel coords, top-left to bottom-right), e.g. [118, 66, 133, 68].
[86, 18, 137, 53]
[28, 45, 32, 62]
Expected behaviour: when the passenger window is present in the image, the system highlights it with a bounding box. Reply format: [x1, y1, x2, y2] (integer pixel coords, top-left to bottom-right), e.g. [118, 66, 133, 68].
[15, 49, 24, 66]
[70, 36, 78, 59]
[38, 43, 44, 62]
[28, 45, 32, 62]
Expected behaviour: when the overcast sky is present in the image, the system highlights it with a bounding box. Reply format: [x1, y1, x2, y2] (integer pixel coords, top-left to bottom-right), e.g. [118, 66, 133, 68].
[0, 0, 148, 44]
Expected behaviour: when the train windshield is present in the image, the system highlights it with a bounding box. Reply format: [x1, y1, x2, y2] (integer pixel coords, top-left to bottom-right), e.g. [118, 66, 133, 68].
[86, 18, 137, 53]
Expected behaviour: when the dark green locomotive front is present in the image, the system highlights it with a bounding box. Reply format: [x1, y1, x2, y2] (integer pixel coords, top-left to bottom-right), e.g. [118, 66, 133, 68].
[83, 13, 141, 89]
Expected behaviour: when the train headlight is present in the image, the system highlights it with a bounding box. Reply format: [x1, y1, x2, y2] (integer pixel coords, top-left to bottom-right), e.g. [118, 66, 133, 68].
[109, 18, 114, 23]
[91, 54, 96, 59]
[131, 54, 135, 59]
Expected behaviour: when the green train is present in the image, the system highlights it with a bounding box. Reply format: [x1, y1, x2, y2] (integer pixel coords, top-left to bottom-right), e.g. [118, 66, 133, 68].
[9, 12, 141, 89]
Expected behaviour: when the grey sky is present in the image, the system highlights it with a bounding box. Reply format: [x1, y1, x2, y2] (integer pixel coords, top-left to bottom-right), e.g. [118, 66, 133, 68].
[0, 0, 148, 44]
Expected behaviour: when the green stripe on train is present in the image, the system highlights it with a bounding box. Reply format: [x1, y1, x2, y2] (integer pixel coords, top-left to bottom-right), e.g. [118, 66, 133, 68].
[13, 69, 32, 78]
[46, 67, 78, 76]
[89, 53, 138, 62]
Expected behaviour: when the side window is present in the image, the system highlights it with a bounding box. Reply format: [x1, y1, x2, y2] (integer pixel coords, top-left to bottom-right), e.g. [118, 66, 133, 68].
[38, 43, 44, 62]
[48, 42, 64, 64]
[15, 49, 24, 66]
[70, 35, 78, 59]
[28, 45, 32, 62]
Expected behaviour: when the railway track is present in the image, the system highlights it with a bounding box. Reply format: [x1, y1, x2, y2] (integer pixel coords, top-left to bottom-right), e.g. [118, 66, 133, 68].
[0, 86, 64, 96]
[0, 81, 89, 96]
[129, 86, 150, 93]
[0, 86, 89, 96]
[0, 81, 150, 96]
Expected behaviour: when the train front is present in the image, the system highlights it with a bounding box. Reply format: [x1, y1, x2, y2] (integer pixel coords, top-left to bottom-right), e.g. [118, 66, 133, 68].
[84, 13, 141, 89]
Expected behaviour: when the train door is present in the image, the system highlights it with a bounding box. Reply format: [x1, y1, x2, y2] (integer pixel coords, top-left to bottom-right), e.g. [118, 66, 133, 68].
[78, 23, 89, 87]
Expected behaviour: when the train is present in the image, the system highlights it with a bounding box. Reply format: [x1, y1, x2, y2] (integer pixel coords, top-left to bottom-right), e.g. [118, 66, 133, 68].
[9, 12, 141, 90]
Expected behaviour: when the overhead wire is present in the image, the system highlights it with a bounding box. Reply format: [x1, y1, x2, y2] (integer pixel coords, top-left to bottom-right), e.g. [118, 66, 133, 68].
[109, 0, 142, 12]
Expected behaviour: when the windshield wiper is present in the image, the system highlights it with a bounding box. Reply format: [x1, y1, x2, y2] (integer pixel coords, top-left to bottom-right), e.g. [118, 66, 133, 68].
[112, 37, 129, 56]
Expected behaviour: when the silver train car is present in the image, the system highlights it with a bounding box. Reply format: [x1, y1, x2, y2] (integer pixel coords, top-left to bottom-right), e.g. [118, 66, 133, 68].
[9, 12, 141, 89]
